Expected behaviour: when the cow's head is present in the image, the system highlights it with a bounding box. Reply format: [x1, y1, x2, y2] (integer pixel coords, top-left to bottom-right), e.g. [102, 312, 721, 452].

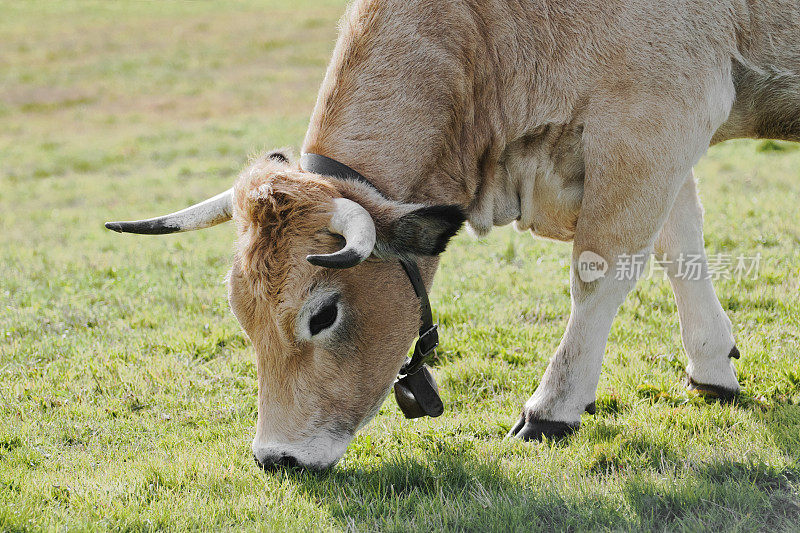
[106, 151, 464, 470]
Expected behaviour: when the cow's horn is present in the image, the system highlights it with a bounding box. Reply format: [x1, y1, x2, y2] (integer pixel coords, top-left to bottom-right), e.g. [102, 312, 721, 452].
[105, 189, 233, 234]
[306, 198, 376, 269]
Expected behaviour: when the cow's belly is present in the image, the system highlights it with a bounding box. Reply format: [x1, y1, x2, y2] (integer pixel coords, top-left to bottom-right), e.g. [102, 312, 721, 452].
[467, 123, 585, 242]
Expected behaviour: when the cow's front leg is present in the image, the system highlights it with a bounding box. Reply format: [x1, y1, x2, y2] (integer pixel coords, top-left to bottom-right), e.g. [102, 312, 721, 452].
[507, 244, 643, 439]
[654, 172, 739, 398]
[508, 116, 713, 440]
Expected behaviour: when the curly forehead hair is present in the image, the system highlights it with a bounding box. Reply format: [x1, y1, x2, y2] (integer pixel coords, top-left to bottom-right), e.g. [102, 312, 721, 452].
[232, 155, 339, 295]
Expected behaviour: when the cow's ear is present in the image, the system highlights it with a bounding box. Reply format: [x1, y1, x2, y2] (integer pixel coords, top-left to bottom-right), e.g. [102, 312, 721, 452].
[381, 204, 465, 256]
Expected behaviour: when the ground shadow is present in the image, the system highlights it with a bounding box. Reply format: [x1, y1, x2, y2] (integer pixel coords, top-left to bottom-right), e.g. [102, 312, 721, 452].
[624, 458, 800, 531]
[283, 418, 800, 532]
[294, 445, 628, 532]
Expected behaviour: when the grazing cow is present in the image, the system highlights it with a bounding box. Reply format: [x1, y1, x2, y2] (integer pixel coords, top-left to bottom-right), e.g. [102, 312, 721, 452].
[106, 0, 800, 469]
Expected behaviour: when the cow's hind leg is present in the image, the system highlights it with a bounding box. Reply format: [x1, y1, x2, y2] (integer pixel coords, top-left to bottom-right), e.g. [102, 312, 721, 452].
[654, 171, 739, 398]
[508, 112, 718, 440]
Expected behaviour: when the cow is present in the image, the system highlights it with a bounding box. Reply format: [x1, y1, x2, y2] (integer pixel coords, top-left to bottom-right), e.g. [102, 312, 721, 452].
[105, 0, 800, 470]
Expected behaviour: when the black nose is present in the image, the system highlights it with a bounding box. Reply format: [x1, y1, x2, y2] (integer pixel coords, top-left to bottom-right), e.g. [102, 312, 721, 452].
[254, 453, 300, 471]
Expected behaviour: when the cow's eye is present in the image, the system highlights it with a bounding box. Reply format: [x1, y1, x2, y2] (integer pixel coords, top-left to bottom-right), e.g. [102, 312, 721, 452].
[309, 301, 338, 336]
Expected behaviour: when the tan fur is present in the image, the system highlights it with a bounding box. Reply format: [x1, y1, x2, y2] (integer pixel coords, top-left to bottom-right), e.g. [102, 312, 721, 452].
[232, 155, 338, 296]
[229, 154, 429, 464]
[230, 0, 798, 466]
[304, 0, 798, 208]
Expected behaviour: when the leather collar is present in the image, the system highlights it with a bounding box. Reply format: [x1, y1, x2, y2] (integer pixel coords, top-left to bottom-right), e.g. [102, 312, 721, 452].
[300, 152, 444, 418]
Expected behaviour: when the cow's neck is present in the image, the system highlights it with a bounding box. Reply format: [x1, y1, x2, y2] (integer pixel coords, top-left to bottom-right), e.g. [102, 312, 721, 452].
[301, 0, 520, 210]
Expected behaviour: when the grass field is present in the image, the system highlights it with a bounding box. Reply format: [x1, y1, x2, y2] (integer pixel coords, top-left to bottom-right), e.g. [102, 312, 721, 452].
[1, 1, 799, 531]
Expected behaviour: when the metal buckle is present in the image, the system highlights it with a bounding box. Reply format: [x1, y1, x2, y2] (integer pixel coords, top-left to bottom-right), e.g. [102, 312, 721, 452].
[416, 324, 439, 357]
[397, 324, 439, 379]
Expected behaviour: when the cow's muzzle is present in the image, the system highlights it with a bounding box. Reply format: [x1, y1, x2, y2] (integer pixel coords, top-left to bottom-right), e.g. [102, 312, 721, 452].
[254, 452, 300, 471]
[251, 434, 350, 471]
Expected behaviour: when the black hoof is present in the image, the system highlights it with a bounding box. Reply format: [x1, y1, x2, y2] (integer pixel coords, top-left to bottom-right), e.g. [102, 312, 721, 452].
[685, 375, 739, 402]
[506, 414, 579, 441]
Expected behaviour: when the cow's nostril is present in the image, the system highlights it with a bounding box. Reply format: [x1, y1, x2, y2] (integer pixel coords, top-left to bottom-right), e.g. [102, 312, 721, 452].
[254, 453, 301, 471]
[277, 455, 299, 468]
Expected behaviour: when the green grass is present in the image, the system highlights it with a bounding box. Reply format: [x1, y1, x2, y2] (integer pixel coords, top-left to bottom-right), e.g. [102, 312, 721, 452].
[1, 1, 799, 531]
